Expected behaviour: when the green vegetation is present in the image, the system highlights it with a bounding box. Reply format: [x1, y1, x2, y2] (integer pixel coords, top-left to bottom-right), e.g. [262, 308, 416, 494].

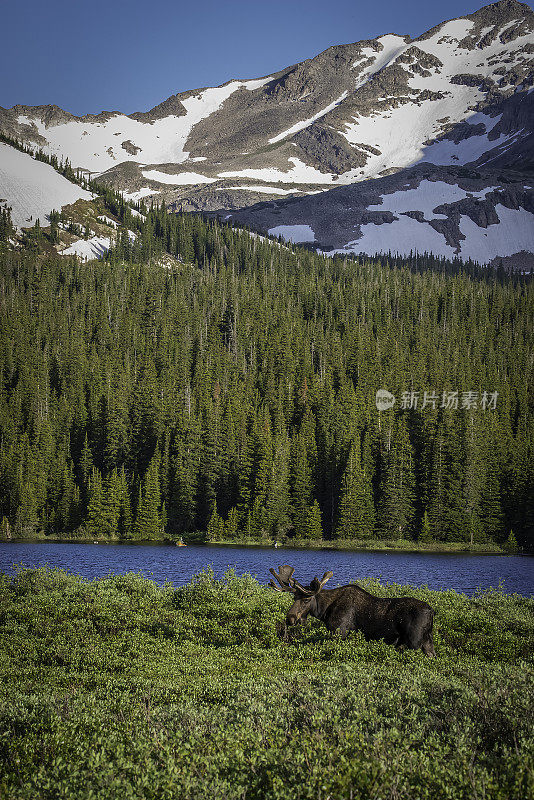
[0, 567, 532, 799]
[203, 536, 506, 553]
[0, 201, 532, 550]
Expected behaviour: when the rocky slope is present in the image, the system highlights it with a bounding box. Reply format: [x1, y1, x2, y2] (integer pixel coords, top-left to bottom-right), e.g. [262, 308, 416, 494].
[225, 164, 534, 270]
[1, 0, 533, 264]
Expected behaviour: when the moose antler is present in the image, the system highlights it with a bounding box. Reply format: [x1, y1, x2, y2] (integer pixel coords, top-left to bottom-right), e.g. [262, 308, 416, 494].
[269, 565, 297, 593]
[317, 570, 333, 590]
[269, 566, 334, 595]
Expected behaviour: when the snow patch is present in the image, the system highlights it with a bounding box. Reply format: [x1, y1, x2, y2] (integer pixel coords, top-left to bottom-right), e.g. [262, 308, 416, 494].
[328, 202, 534, 264]
[340, 24, 534, 179]
[417, 19, 475, 58]
[0, 143, 93, 229]
[268, 224, 316, 243]
[97, 215, 118, 228]
[458, 205, 534, 262]
[367, 180, 471, 219]
[352, 35, 409, 84]
[269, 91, 348, 144]
[18, 80, 252, 172]
[331, 216, 456, 259]
[141, 169, 216, 185]
[128, 207, 146, 219]
[422, 115, 519, 166]
[219, 157, 335, 184]
[123, 188, 158, 201]
[63, 236, 111, 259]
[225, 185, 300, 194]
[242, 76, 273, 91]
[466, 186, 499, 199]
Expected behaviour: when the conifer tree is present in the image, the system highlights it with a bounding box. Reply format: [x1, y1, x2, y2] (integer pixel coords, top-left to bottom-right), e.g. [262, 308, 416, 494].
[0, 204, 532, 547]
[169, 420, 199, 534]
[78, 434, 94, 508]
[336, 439, 375, 539]
[86, 468, 104, 538]
[420, 510, 432, 543]
[376, 417, 416, 540]
[101, 468, 121, 538]
[304, 500, 323, 540]
[117, 467, 133, 539]
[224, 507, 239, 540]
[134, 454, 162, 539]
[291, 433, 313, 538]
[206, 506, 224, 542]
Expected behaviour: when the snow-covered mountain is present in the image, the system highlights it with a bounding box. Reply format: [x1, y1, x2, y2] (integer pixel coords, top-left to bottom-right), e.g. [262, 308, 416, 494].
[1, 0, 533, 265]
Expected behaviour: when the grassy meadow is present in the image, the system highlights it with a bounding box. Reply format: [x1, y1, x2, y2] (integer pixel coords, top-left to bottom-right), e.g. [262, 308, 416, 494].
[0, 567, 532, 799]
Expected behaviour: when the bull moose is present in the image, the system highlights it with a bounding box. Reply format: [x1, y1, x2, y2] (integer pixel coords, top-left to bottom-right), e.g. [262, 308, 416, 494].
[269, 565, 436, 657]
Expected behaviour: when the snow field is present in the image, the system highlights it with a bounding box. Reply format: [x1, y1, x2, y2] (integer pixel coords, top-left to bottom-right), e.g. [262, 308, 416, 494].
[267, 224, 316, 243]
[219, 157, 337, 184]
[16, 76, 273, 173]
[0, 143, 93, 229]
[62, 236, 111, 259]
[141, 170, 216, 185]
[339, 17, 533, 177]
[329, 204, 534, 263]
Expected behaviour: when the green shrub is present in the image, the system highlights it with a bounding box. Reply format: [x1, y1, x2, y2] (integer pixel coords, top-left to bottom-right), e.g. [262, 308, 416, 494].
[0, 567, 532, 799]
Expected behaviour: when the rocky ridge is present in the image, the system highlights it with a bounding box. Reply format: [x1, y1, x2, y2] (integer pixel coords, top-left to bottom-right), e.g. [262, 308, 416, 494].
[0, 0, 533, 264]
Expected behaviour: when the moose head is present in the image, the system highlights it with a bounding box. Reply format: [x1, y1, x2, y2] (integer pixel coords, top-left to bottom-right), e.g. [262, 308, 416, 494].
[269, 565, 333, 626]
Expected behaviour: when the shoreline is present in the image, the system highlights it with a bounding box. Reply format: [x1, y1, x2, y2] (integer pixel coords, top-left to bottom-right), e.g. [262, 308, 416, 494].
[0, 535, 515, 555]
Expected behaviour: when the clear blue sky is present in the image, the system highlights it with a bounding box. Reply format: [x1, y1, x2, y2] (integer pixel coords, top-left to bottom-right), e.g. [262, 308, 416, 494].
[2, 0, 532, 115]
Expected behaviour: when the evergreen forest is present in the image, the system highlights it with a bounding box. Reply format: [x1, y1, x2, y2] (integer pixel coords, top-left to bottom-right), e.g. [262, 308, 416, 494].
[0, 200, 532, 548]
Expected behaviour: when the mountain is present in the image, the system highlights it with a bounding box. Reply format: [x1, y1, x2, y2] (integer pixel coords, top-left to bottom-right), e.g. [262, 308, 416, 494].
[1, 0, 533, 266]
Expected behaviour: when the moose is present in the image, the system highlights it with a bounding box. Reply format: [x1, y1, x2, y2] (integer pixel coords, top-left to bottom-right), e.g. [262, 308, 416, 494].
[269, 565, 436, 657]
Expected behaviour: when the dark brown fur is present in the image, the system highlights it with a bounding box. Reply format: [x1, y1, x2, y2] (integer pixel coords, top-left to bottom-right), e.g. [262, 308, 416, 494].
[271, 567, 435, 657]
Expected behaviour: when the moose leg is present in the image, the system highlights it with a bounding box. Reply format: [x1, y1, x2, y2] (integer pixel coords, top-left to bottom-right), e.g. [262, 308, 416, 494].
[421, 632, 435, 658]
[335, 625, 350, 640]
[403, 615, 435, 657]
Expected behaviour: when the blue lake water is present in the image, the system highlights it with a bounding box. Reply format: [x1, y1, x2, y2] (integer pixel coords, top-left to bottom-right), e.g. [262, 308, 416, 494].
[0, 541, 532, 596]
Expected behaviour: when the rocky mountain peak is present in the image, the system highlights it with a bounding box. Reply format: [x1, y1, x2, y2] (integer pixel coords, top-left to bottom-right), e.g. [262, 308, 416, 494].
[0, 1, 532, 268]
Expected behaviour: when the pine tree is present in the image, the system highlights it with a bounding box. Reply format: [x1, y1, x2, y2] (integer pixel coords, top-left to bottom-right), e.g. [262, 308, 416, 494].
[267, 429, 291, 537]
[134, 454, 162, 539]
[224, 507, 239, 539]
[78, 434, 94, 508]
[0, 205, 532, 548]
[420, 510, 432, 543]
[304, 500, 323, 540]
[56, 461, 76, 533]
[1, 516, 11, 539]
[169, 421, 199, 534]
[101, 468, 121, 538]
[291, 433, 313, 538]
[131, 357, 162, 475]
[504, 530, 518, 552]
[206, 506, 224, 542]
[86, 468, 104, 539]
[336, 439, 375, 539]
[478, 422, 504, 541]
[376, 417, 416, 540]
[117, 467, 133, 539]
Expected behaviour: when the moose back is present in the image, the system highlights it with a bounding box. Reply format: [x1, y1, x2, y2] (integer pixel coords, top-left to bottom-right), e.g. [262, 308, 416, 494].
[269, 565, 435, 657]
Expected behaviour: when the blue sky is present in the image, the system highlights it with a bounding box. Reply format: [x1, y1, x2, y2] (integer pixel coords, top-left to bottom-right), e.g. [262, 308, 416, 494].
[2, 0, 532, 115]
